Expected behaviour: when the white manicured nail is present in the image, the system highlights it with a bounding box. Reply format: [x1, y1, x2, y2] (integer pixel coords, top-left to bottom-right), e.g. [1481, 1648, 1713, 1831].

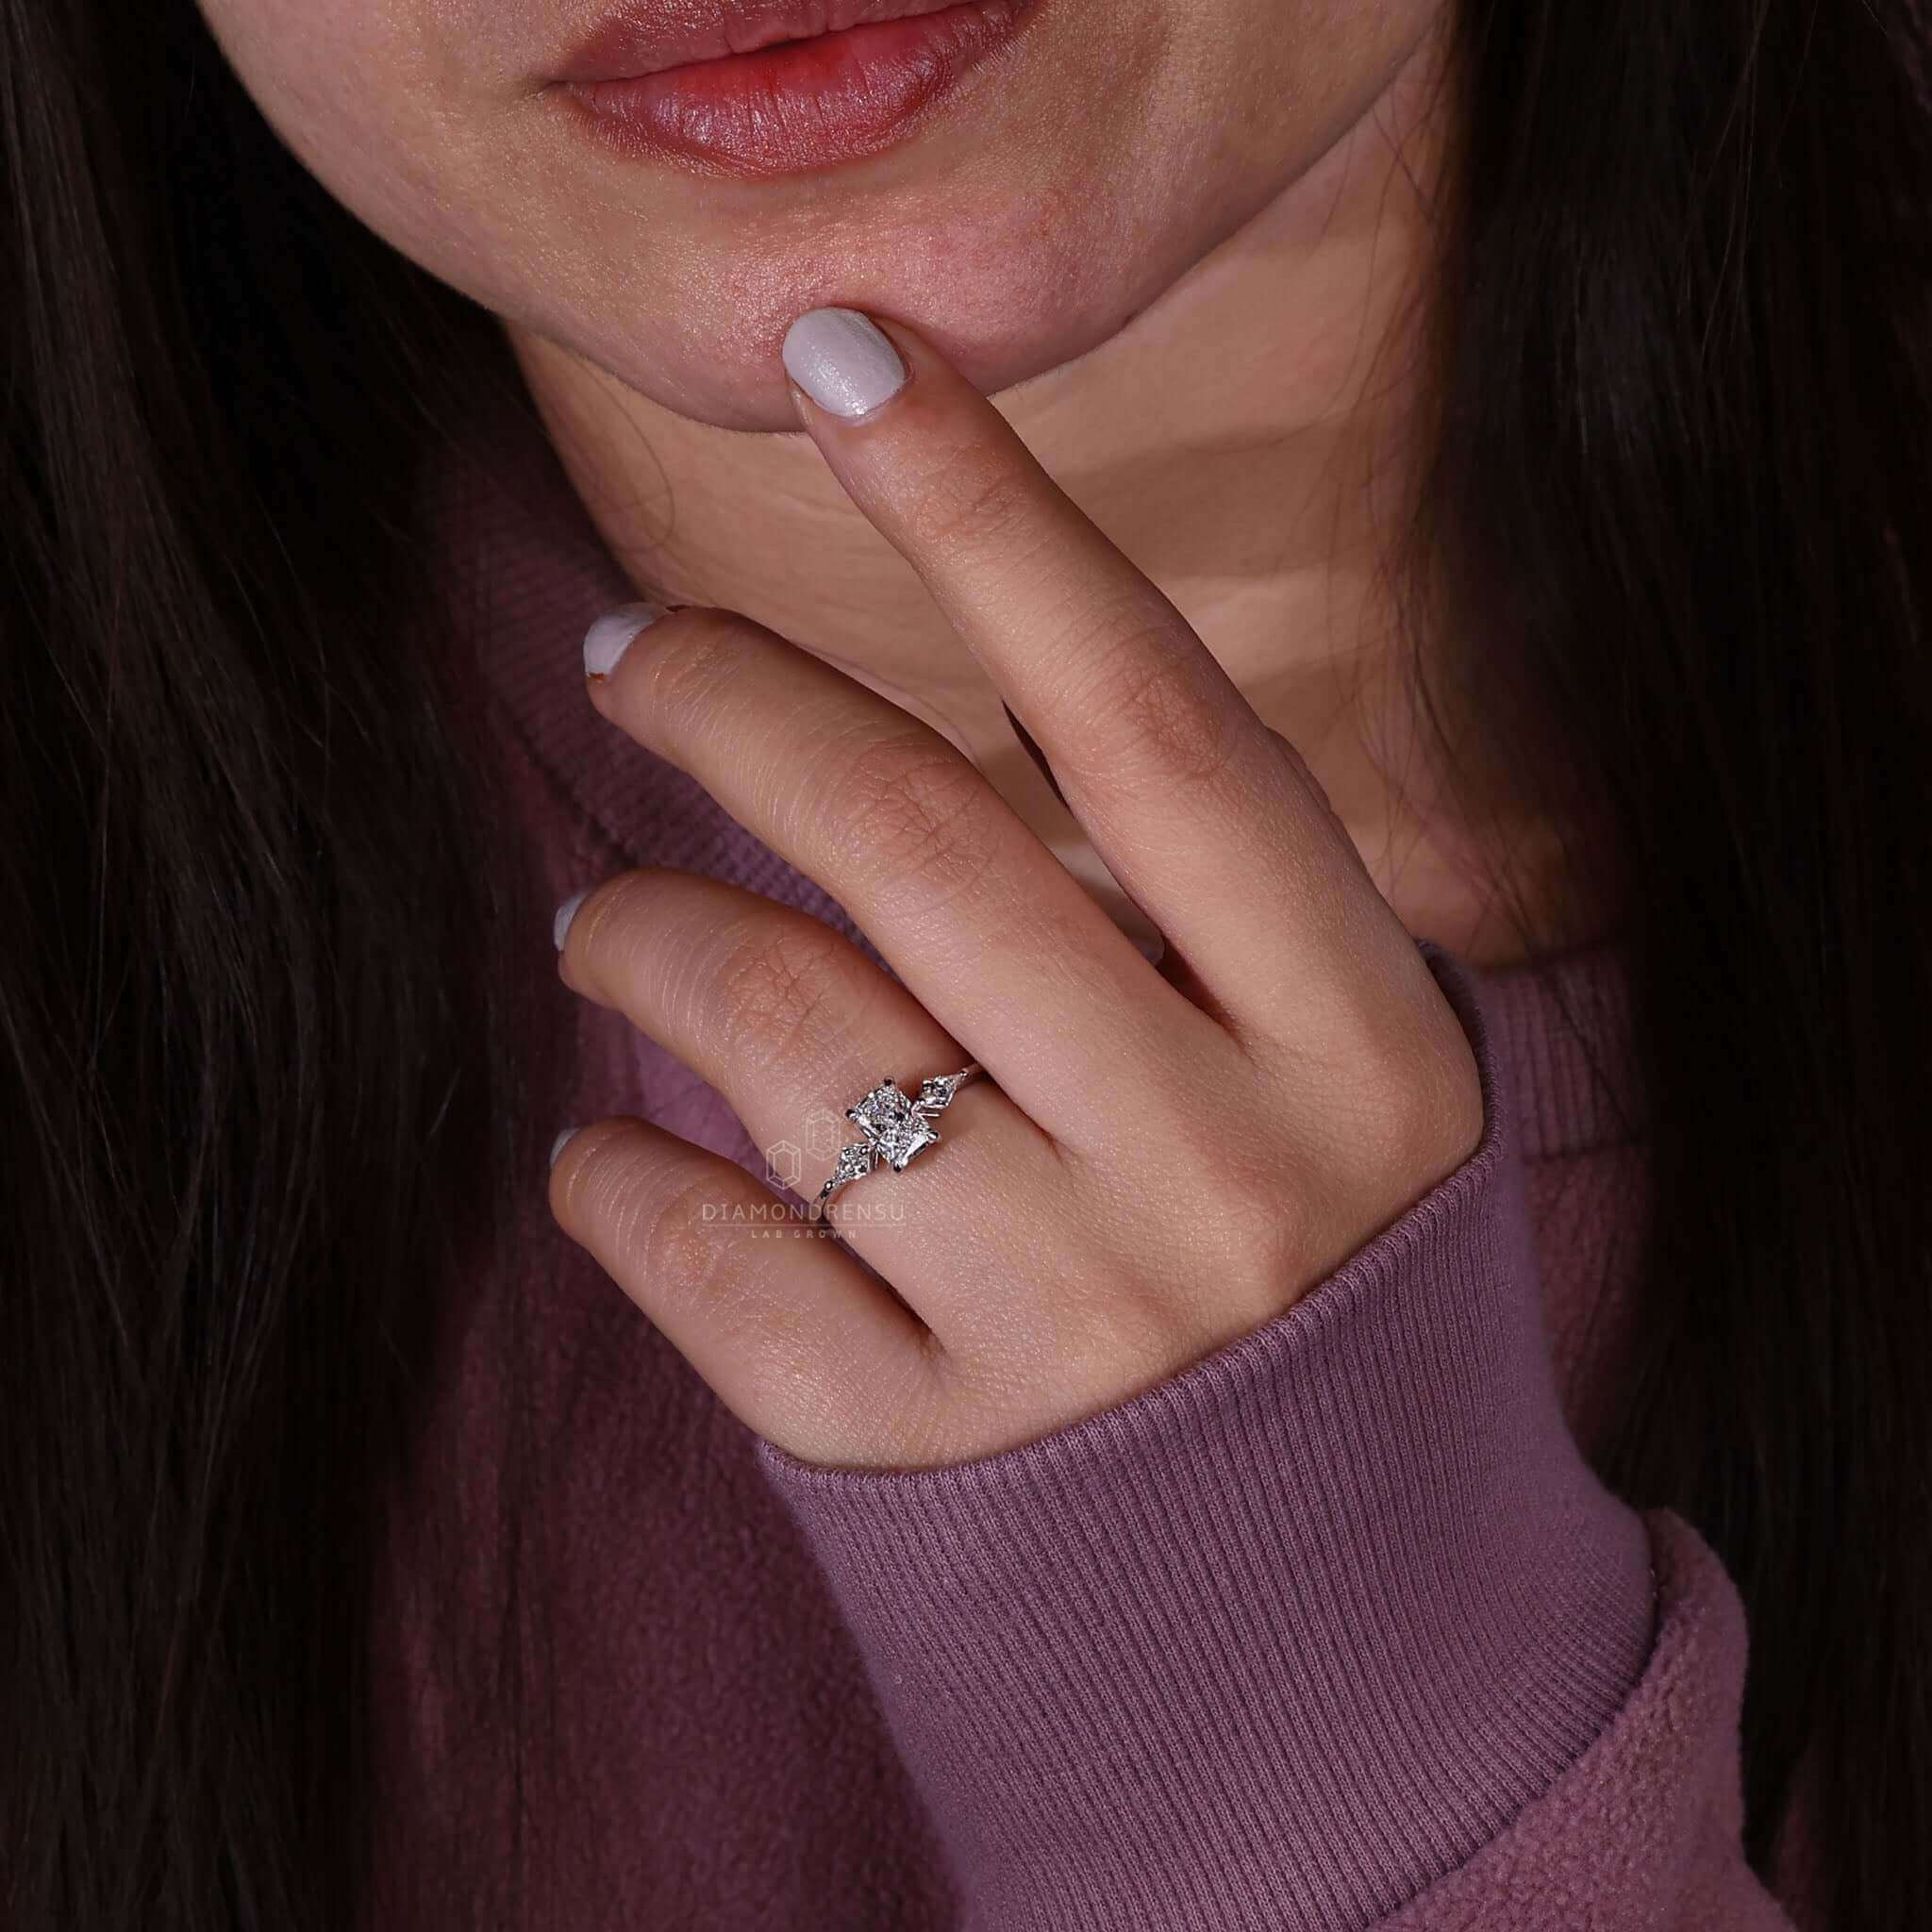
[549, 1126, 579, 1170]
[782, 308, 908, 420]
[584, 602, 663, 681]
[553, 885, 592, 951]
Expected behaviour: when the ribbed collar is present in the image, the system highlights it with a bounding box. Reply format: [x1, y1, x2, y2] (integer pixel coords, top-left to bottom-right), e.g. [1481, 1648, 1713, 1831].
[425, 375, 1643, 1166]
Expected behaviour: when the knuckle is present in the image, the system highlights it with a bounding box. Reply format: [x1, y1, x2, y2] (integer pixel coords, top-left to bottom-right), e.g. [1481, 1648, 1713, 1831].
[569, 868, 656, 984]
[704, 916, 856, 1077]
[913, 454, 1038, 559]
[1074, 1085, 1310, 1319]
[637, 610, 751, 734]
[1097, 1057, 1315, 1301]
[1368, 1016, 1486, 1184]
[1067, 623, 1240, 793]
[829, 731, 1007, 914]
[631, 1169, 739, 1324]
[1290, 990, 1487, 1224]
[562, 1131, 725, 1312]
[1198, 1144, 1312, 1298]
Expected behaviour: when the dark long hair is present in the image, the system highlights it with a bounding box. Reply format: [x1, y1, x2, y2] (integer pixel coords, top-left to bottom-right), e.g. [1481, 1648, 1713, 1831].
[2, 0, 543, 1924]
[1424, 4, 1932, 1918]
[3, 0, 1926, 1927]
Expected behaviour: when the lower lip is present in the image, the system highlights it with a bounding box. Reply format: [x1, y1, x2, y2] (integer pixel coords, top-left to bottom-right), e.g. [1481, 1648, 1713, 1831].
[558, 0, 1038, 178]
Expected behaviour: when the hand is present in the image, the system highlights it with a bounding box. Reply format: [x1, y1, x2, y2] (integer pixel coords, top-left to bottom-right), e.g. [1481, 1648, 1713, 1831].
[548, 308, 1483, 1472]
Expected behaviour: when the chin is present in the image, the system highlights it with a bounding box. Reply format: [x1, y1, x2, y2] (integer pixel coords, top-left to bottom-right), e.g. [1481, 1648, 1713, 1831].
[548, 236, 1175, 434]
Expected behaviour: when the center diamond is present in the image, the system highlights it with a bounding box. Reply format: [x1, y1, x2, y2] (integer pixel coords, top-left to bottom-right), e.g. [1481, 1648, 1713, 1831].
[848, 1078, 942, 1172]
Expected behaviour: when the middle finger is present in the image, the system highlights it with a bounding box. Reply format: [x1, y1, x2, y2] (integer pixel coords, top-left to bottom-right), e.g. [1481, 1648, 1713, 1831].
[556, 864, 1074, 1316]
[782, 309, 1401, 1048]
[584, 602, 1226, 1145]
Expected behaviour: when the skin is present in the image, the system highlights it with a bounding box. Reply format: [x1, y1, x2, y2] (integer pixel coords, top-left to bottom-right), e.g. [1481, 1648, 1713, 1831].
[197, 0, 1519, 1464]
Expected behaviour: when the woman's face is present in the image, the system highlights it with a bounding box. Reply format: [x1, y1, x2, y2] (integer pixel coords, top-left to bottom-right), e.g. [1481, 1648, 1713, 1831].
[196, 0, 1439, 430]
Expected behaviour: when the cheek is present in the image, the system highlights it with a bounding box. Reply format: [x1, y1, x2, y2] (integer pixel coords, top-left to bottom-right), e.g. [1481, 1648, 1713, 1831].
[195, 0, 528, 299]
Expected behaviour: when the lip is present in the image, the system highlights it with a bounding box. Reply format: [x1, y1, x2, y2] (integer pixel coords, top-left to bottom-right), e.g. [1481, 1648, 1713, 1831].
[551, 0, 1041, 177]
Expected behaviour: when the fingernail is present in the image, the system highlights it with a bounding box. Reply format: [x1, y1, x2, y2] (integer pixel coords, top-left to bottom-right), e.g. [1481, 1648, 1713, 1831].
[549, 1126, 579, 1170]
[584, 601, 663, 682]
[782, 308, 908, 420]
[553, 885, 592, 951]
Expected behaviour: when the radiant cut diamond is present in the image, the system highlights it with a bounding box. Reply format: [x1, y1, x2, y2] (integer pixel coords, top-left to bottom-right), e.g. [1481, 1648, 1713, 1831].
[812, 1066, 980, 1221]
[848, 1077, 943, 1172]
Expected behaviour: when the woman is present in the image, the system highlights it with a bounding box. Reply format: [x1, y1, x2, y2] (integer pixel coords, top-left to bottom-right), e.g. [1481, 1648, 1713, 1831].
[5, 0, 1927, 1924]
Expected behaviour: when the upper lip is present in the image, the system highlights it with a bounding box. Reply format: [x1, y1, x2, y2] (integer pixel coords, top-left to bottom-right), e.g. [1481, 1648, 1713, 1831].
[554, 0, 974, 82]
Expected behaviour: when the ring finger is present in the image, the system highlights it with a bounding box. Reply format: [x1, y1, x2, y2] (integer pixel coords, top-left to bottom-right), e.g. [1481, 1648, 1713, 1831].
[556, 864, 1074, 1328]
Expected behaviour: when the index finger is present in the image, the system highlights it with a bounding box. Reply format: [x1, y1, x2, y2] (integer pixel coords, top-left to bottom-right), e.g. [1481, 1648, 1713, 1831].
[779, 306, 1397, 1039]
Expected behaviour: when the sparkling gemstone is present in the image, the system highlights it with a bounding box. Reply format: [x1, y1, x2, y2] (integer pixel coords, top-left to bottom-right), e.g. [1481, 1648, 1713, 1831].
[848, 1079, 942, 1172]
[916, 1074, 961, 1110]
[827, 1141, 876, 1187]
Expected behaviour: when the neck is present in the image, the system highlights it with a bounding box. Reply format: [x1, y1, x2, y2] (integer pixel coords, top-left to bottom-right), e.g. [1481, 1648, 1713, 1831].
[508, 25, 1559, 967]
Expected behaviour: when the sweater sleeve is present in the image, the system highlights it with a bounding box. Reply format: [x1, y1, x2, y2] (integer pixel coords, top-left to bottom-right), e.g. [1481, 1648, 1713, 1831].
[752, 946, 1794, 1930]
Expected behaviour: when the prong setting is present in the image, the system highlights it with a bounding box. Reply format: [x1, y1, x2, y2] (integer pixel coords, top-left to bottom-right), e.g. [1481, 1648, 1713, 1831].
[811, 1065, 983, 1219]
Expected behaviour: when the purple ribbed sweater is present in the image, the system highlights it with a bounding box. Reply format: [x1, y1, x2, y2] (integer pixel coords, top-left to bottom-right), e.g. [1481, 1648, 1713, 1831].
[379, 388, 1812, 1927]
